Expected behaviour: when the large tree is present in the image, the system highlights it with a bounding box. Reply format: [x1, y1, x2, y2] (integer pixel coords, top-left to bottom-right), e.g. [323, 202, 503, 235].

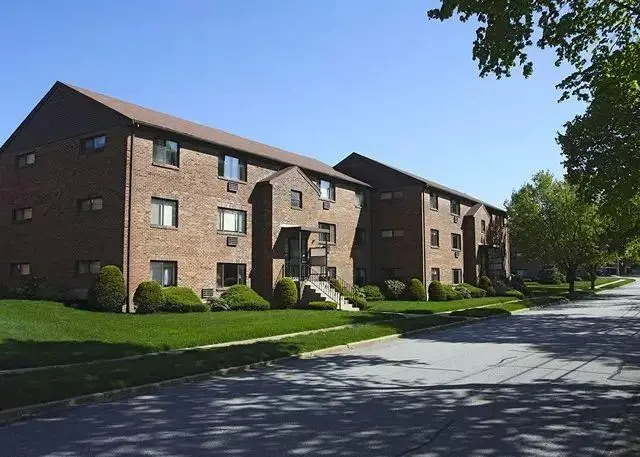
[427, 0, 640, 100]
[505, 171, 605, 292]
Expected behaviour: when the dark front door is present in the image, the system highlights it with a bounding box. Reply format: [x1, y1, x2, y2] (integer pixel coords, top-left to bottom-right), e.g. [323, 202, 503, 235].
[286, 235, 308, 278]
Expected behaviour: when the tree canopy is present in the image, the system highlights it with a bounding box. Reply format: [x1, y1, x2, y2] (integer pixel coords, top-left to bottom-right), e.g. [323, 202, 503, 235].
[427, 0, 640, 100]
[505, 171, 605, 292]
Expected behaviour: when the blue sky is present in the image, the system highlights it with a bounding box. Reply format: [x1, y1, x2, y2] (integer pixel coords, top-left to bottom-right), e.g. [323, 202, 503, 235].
[0, 1, 583, 207]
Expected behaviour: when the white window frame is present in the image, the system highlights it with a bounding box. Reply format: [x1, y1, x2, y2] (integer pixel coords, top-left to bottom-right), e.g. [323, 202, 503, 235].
[431, 267, 440, 282]
[218, 208, 247, 234]
[151, 198, 178, 227]
[318, 179, 335, 201]
[219, 155, 247, 181]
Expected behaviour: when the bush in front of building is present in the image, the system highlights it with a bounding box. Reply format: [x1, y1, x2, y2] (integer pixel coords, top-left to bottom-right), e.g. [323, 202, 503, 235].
[493, 279, 509, 296]
[460, 283, 486, 298]
[298, 301, 338, 310]
[272, 278, 298, 309]
[221, 285, 270, 310]
[508, 274, 531, 296]
[504, 289, 525, 300]
[428, 280, 448, 301]
[133, 281, 165, 314]
[88, 265, 126, 312]
[382, 279, 406, 300]
[478, 276, 492, 292]
[538, 265, 565, 284]
[345, 293, 368, 310]
[406, 278, 427, 301]
[445, 285, 464, 301]
[454, 285, 472, 299]
[361, 284, 385, 301]
[161, 287, 209, 312]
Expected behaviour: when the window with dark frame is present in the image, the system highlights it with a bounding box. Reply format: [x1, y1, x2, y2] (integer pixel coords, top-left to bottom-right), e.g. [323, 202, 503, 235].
[218, 155, 247, 181]
[10, 263, 31, 276]
[150, 261, 177, 286]
[77, 197, 103, 213]
[383, 267, 403, 280]
[77, 260, 101, 275]
[153, 139, 179, 167]
[318, 222, 336, 244]
[218, 208, 247, 234]
[453, 269, 463, 284]
[380, 191, 403, 200]
[430, 229, 440, 247]
[151, 198, 178, 227]
[381, 229, 404, 238]
[355, 228, 366, 246]
[16, 152, 36, 168]
[318, 179, 335, 201]
[13, 207, 33, 221]
[216, 263, 247, 288]
[354, 267, 366, 286]
[290, 190, 302, 208]
[431, 267, 440, 282]
[450, 200, 461, 215]
[81, 135, 106, 153]
[481, 220, 486, 233]
[326, 267, 337, 279]
[430, 192, 438, 210]
[451, 233, 462, 250]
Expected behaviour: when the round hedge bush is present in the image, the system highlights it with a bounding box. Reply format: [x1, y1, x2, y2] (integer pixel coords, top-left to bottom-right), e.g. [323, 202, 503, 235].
[460, 283, 487, 298]
[133, 281, 165, 314]
[222, 285, 269, 307]
[428, 280, 447, 301]
[88, 265, 126, 312]
[407, 278, 427, 301]
[161, 286, 208, 313]
[273, 277, 298, 309]
[504, 289, 524, 300]
[383, 279, 406, 300]
[361, 284, 384, 301]
[478, 276, 492, 291]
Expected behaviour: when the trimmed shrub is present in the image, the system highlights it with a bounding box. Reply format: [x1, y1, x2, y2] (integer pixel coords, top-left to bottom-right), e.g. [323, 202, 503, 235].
[538, 266, 565, 284]
[361, 284, 384, 301]
[298, 301, 338, 310]
[406, 278, 427, 301]
[346, 294, 369, 310]
[494, 279, 509, 296]
[133, 281, 165, 314]
[88, 265, 126, 312]
[460, 283, 486, 298]
[382, 279, 406, 300]
[478, 276, 492, 292]
[208, 297, 230, 312]
[486, 286, 496, 296]
[445, 285, 464, 301]
[454, 285, 472, 299]
[504, 289, 525, 300]
[226, 301, 271, 311]
[222, 285, 269, 307]
[161, 287, 208, 313]
[508, 274, 530, 296]
[273, 278, 298, 309]
[428, 280, 448, 301]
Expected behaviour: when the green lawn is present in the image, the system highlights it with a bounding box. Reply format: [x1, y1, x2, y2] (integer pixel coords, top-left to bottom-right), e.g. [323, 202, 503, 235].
[527, 277, 621, 296]
[0, 314, 464, 410]
[0, 300, 390, 369]
[367, 297, 515, 314]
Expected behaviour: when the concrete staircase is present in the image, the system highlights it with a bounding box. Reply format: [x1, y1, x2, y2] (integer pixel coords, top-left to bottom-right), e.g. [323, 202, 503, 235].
[300, 281, 359, 312]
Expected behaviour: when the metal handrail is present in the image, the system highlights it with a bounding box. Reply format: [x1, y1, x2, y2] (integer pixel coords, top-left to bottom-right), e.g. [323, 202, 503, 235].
[306, 272, 344, 307]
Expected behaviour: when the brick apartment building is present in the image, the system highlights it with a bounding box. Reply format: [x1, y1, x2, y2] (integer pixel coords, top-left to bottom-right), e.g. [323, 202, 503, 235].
[0, 82, 508, 307]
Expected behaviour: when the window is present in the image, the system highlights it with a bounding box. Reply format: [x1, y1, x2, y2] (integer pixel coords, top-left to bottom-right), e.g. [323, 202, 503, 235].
[81, 135, 106, 153]
[431, 268, 440, 282]
[450, 200, 461, 215]
[291, 190, 302, 208]
[481, 220, 486, 233]
[152, 139, 179, 166]
[151, 198, 178, 227]
[318, 222, 336, 244]
[150, 261, 177, 286]
[356, 190, 366, 207]
[325, 267, 337, 279]
[430, 229, 440, 247]
[380, 190, 403, 200]
[216, 263, 247, 288]
[10, 263, 31, 276]
[77, 197, 103, 213]
[218, 155, 247, 181]
[354, 267, 366, 286]
[318, 179, 335, 201]
[218, 208, 247, 234]
[383, 268, 403, 279]
[381, 229, 404, 238]
[13, 207, 33, 221]
[355, 228, 366, 246]
[77, 260, 101, 275]
[380, 192, 392, 200]
[451, 233, 462, 250]
[453, 269, 463, 284]
[16, 152, 36, 168]
[430, 192, 438, 210]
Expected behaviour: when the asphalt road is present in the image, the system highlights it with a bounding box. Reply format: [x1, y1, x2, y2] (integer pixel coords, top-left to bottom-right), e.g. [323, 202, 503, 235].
[3, 280, 639, 457]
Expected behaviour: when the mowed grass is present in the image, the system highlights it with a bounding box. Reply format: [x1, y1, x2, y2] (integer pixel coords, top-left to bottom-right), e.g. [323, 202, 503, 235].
[527, 277, 621, 296]
[0, 300, 390, 369]
[366, 297, 515, 314]
[0, 314, 464, 410]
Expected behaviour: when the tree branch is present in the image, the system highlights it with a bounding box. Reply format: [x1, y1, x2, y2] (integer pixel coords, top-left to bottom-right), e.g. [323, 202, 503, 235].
[608, 0, 640, 17]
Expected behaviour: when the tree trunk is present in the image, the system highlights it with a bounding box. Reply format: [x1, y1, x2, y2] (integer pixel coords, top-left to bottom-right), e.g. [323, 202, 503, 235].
[567, 268, 577, 294]
[590, 266, 596, 290]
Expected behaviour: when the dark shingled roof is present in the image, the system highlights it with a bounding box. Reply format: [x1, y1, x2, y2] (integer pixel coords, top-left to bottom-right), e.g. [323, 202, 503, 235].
[61, 82, 369, 187]
[338, 153, 505, 213]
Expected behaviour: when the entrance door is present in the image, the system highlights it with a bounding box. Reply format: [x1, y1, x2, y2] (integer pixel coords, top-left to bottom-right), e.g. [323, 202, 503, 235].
[286, 235, 308, 279]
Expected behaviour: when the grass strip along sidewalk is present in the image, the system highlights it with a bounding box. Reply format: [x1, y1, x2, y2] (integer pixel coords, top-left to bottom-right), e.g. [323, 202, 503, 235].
[0, 314, 464, 411]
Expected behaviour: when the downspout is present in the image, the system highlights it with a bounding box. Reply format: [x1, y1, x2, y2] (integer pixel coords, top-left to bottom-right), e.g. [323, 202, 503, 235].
[421, 188, 427, 285]
[125, 122, 136, 312]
